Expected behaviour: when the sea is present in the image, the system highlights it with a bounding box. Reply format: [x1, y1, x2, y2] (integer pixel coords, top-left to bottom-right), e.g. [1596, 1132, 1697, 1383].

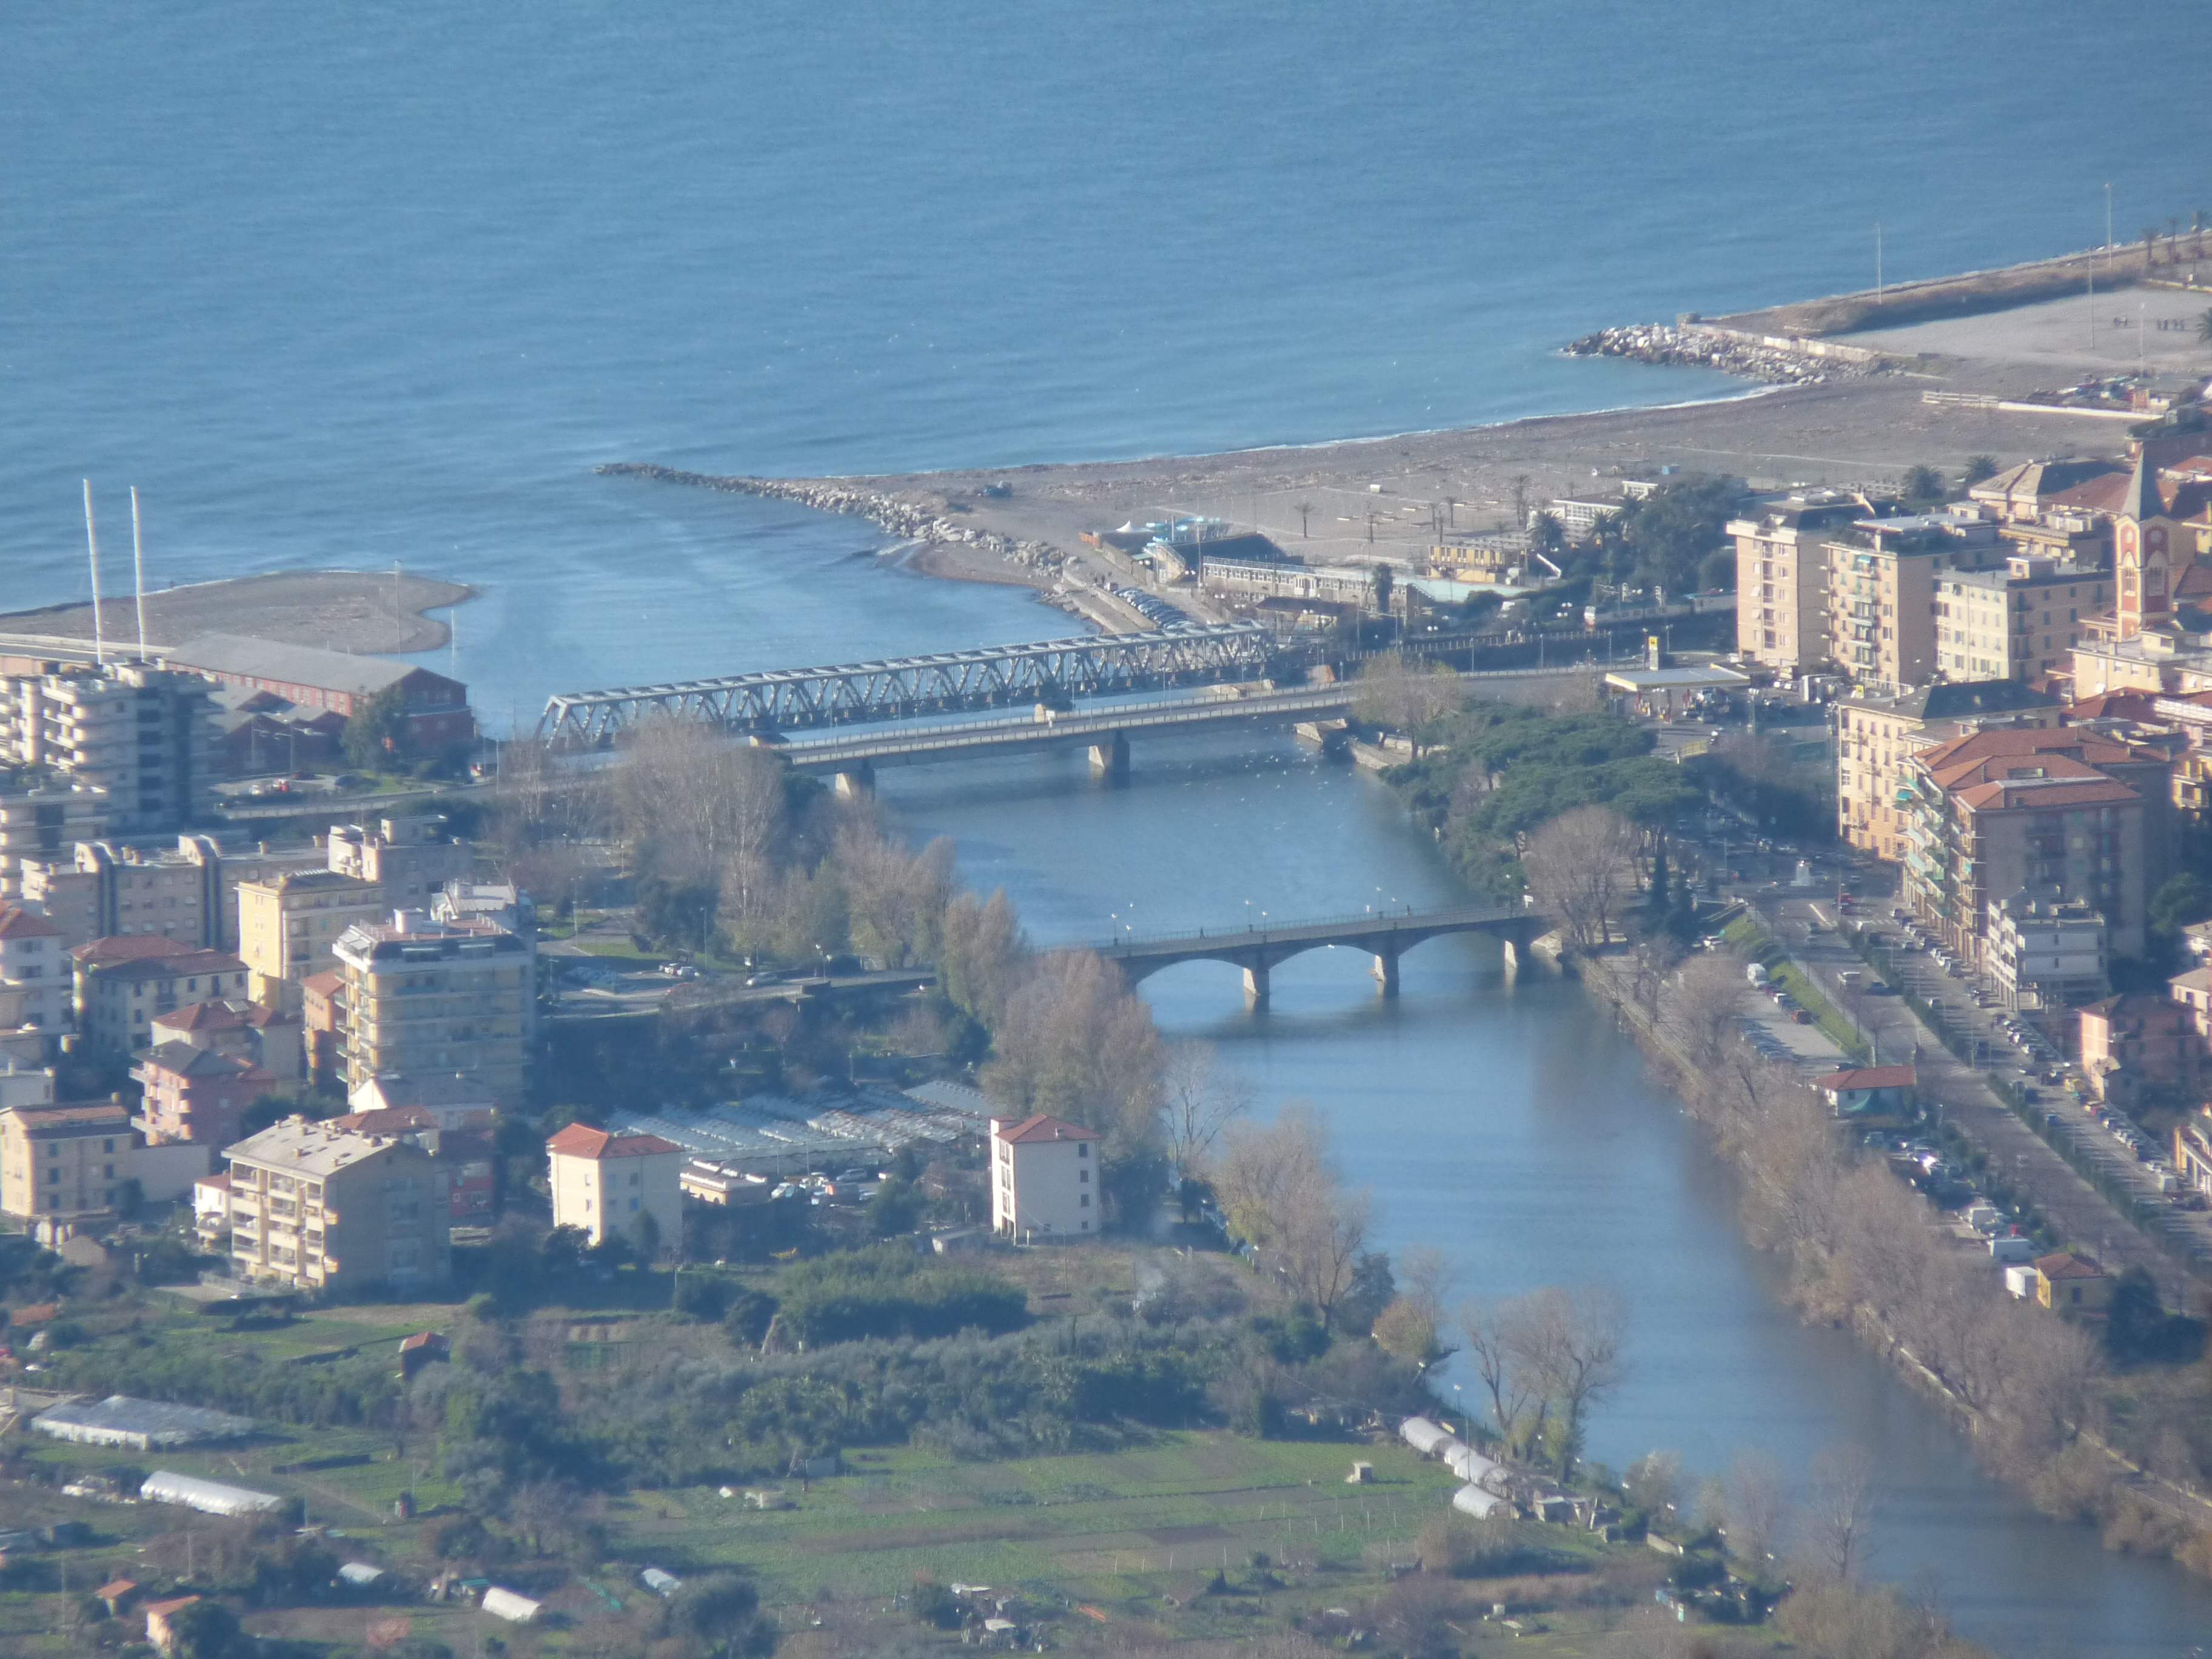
[7, 8, 2212, 1653]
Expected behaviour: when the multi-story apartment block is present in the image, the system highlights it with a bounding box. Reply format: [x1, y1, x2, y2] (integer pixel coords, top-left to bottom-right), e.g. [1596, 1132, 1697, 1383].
[76, 943, 251, 1059]
[1731, 493, 1871, 675]
[130, 1042, 273, 1147]
[1932, 555, 2111, 685]
[224, 1116, 450, 1291]
[0, 662, 216, 833]
[0, 769, 109, 904]
[0, 1097, 133, 1224]
[989, 1113, 1101, 1241]
[1902, 728, 2170, 965]
[326, 816, 474, 907]
[546, 1122, 682, 1250]
[0, 906, 67, 1064]
[2071, 451, 2212, 696]
[332, 912, 533, 1108]
[1822, 509, 2005, 691]
[236, 870, 384, 1008]
[20, 836, 226, 952]
[149, 997, 303, 1087]
[1985, 889, 2110, 1018]
[1834, 681, 2060, 860]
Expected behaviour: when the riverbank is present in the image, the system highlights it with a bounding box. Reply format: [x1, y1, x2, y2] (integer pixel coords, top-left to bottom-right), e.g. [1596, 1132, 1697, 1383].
[0, 568, 475, 655]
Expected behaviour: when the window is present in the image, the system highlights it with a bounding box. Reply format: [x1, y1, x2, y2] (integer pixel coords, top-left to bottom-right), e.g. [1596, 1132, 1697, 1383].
[1079, 1193, 1090, 1208]
[1079, 1168, 1088, 1183]
[1078, 1142, 1088, 1158]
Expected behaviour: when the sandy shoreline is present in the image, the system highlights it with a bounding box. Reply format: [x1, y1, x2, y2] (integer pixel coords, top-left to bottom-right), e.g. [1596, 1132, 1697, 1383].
[0, 569, 475, 655]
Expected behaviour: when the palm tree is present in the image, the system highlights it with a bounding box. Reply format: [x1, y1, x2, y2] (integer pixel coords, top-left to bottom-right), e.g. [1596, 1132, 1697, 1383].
[2144, 226, 2160, 267]
[2197, 308, 2212, 347]
[1295, 502, 1312, 539]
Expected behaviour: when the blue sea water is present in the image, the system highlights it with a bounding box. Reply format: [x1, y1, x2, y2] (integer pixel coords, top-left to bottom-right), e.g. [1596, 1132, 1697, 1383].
[2, 1, 2203, 628]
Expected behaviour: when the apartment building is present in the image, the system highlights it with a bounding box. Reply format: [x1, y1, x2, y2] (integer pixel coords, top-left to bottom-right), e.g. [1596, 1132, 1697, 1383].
[130, 1043, 273, 1148]
[76, 943, 251, 1059]
[2079, 993, 2200, 1104]
[236, 870, 384, 1008]
[149, 997, 303, 1087]
[1902, 729, 2169, 964]
[223, 1116, 451, 1292]
[1985, 889, 2109, 1017]
[0, 662, 216, 833]
[1834, 680, 2060, 860]
[1730, 494, 1871, 674]
[0, 906, 67, 1064]
[989, 1113, 1101, 1241]
[2071, 451, 2212, 695]
[1822, 509, 2005, 691]
[20, 836, 225, 952]
[546, 1122, 682, 1250]
[326, 816, 474, 907]
[0, 1098, 132, 1224]
[0, 769, 108, 903]
[332, 912, 534, 1108]
[1932, 555, 2111, 684]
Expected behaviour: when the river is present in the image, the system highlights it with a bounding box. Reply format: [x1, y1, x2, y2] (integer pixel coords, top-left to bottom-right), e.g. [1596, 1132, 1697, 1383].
[466, 487, 2212, 1657]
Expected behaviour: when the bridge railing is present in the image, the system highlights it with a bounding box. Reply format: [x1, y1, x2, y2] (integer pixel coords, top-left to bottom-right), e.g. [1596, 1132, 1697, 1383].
[775, 684, 1356, 757]
[1097, 902, 1530, 956]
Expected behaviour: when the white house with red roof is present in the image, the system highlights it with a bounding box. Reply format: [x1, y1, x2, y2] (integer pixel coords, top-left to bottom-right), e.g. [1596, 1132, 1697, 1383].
[546, 1122, 683, 1250]
[990, 1113, 1101, 1241]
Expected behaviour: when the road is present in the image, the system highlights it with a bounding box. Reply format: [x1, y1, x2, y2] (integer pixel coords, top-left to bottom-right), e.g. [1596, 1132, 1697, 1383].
[1753, 884, 2208, 1306]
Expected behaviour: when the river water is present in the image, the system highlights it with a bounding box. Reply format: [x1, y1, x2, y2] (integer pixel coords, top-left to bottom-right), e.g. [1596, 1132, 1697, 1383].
[483, 490, 2212, 1657]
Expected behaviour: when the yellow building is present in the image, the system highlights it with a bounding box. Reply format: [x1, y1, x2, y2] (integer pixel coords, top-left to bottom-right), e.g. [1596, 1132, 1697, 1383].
[0, 1098, 132, 1224]
[1729, 494, 1868, 675]
[331, 912, 534, 1109]
[235, 870, 384, 1008]
[1932, 556, 2111, 685]
[224, 1116, 450, 1292]
[1833, 681, 2059, 860]
[1822, 511, 2006, 691]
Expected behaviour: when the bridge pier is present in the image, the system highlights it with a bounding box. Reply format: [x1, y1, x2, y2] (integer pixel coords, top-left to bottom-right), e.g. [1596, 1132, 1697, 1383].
[833, 763, 876, 801]
[1242, 963, 1270, 1009]
[1371, 947, 1401, 997]
[1089, 733, 1130, 781]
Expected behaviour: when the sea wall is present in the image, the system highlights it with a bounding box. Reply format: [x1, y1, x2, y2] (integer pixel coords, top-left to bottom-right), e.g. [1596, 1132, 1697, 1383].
[597, 462, 1067, 577]
[1562, 323, 1884, 385]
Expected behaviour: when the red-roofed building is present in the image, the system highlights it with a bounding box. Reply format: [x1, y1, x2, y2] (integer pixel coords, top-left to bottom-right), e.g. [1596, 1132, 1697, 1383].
[300, 970, 344, 1090]
[546, 1123, 682, 1251]
[2033, 1250, 2111, 1316]
[73, 943, 250, 1060]
[1901, 726, 2170, 962]
[0, 905, 65, 1062]
[130, 1042, 274, 1147]
[144, 1595, 204, 1655]
[989, 1113, 1100, 1242]
[1813, 1065, 1917, 1122]
[332, 1104, 497, 1224]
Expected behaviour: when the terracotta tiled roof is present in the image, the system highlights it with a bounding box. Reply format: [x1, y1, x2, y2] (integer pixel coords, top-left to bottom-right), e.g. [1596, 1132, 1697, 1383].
[1815, 1066, 1916, 1090]
[0, 906, 61, 940]
[2034, 1252, 2104, 1280]
[155, 1000, 250, 1034]
[301, 970, 344, 997]
[1953, 776, 2137, 811]
[994, 1113, 1101, 1144]
[93, 950, 247, 984]
[546, 1122, 681, 1159]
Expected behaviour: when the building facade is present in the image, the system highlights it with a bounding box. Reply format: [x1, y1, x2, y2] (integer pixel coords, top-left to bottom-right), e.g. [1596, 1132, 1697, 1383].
[989, 1113, 1101, 1241]
[236, 870, 385, 1008]
[0, 663, 216, 832]
[149, 998, 303, 1087]
[163, 634, 474, 754]
[1986, 890, 2109, 1017]
[0, 770, 108, 903]
[0, 1098, 132, 1224]
[546, 1122, 682, 1250]
[1730, 494, 1870, 675]
[1833, 681, 2060, 860]
[0, 906, 67, 1062]
[20, 836, 226, 953]
[332, 913, 533, 1108]
[223, 1116, 451, 1291]
[1932, 555, 2110, 684]
[326, 816, 475, 907]
[1821, 509, 2005, 691]
[77, 947, 251, 1059]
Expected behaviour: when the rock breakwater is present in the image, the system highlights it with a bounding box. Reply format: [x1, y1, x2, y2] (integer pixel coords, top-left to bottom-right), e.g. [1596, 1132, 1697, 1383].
[597, 463, 1066, 577]
[1563, 323, 1880, 386]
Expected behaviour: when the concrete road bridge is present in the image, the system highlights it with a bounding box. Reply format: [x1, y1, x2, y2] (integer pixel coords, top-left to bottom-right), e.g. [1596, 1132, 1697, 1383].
[538, 624, 1281, 747]
[1099, 902, 1549, 1008]
[771, 683, 1363, 795]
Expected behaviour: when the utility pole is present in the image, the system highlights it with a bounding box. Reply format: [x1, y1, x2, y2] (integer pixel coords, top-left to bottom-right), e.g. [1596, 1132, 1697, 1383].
[2105, 182, 2113, 266]
[1875, 221, 1883, 304]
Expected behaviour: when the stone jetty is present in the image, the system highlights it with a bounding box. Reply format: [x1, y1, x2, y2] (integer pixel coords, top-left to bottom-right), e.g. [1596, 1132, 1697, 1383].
[1563, 323, 1883, 386]
[596, 463, 1067, 576]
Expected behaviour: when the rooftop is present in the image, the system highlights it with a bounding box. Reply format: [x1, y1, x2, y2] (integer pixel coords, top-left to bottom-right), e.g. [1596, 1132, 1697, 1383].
[547, 1122, 683, 1160]
[135, 1041, 271, 1084]
[994, 1113, 1100, 1145]
[33, 1395, 255, 1447]
[4, 1100, 131, 1133]
[1814, 1066, 1916, 1091]
[224, 1115, 418, 1178]
[164, 633, 460, 697]
[90, 949, 247, 985]
[71, 934, 196, 970]
[0, 907, 61, 941]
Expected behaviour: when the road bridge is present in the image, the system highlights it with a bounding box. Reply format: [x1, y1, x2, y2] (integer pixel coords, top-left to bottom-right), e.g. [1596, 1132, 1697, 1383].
[1099, 902, 1549, 1008]
[537, 625, 1279, 747]
[771, 683, 1362, 795]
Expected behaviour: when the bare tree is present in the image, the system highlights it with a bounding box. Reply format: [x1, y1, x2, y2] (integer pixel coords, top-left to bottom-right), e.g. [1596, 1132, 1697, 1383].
[938, 887, 1027, 1027]
[1460, 1298, 1540, 1456]
[1720, 1450, 1789, 1567]
[1215, 1105, 1374, 1324]
[1521, 805, 1641, 956]
[1160, 1042, 1252, 1178]
[1373, 1245, 1457, 1372]
[1622, 1449, 1685, 1521]
[619, 716, 789, 895]
[1353, 651, 1463, 737]
[1508, 1284, 1628, 1477]
[1805, 1445, 1877, 1583]
[833, 822, 955, 968]
[1668, 952, 1745, 1070]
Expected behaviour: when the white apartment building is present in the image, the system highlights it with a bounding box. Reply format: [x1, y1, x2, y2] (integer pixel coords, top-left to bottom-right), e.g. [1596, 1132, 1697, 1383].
[0, 906, 67, 1062]
[990, 1113, 1101, 1241]
[0, 771, 109, 904]
[1986, 888, 2110, 1017]
[546, 1122, 683, 1250]
[0, 663, 216, 833]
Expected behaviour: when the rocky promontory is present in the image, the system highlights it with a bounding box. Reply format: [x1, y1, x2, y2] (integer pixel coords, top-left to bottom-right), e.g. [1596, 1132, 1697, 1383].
[1564, 323, 1883, 386]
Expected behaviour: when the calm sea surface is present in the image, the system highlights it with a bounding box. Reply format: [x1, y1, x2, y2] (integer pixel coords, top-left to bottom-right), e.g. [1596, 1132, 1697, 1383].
[7, 6, 2212, 1651]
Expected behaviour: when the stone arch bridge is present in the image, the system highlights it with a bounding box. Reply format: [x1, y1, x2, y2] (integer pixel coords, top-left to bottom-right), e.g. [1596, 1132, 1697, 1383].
[1098, 902, 1549, 1008]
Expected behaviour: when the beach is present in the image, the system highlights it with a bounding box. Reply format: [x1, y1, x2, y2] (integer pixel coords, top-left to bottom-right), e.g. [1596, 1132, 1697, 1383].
[0, 569, 474, 655]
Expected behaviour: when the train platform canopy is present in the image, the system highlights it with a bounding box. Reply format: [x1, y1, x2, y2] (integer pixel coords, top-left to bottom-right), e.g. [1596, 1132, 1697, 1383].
[33, 1395, 255, 1450]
